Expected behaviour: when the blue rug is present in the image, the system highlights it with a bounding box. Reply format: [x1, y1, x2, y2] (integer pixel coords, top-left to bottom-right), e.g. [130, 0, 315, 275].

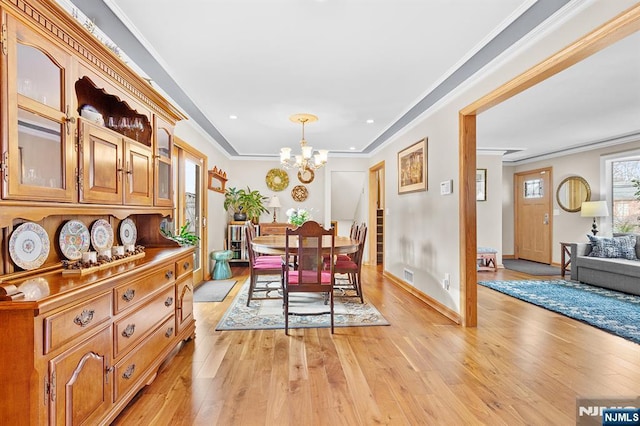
[478, 279, 640, 344]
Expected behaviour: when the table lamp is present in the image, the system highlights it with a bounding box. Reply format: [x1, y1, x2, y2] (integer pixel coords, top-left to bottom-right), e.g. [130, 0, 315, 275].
[268, 195, 281, 223]
[580, 200, 609, 235]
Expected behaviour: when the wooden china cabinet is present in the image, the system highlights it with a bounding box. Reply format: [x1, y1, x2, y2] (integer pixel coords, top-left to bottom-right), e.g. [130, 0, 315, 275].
[0, 1, 194, 425]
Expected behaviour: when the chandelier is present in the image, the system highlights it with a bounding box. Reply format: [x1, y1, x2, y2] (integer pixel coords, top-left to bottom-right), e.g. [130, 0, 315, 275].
[280, 113, 328, 171]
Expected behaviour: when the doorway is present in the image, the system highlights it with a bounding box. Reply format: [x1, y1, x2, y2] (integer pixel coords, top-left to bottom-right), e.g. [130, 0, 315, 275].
[514, 167, 552, 264]
[173, 139, 207, 284]
[368, 161, 385, 267]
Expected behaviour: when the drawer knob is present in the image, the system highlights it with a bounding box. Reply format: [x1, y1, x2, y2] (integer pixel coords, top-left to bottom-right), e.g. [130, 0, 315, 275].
[165, 327, 174, 338]
[123, 364, 136, 380]
[73, 309, 95, 327]
[183, 261, 190, 270]
[164, 296, 174, 307]
[122, 324, 136, 338]
[165, 270, 174, 279]
[122, 289, 135, 302]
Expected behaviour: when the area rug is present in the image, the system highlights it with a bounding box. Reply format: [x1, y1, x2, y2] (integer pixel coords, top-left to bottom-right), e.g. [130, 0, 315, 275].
[215, 279, 390, 330]
[503, 259, 561, 276]
[194, 280, 237, 302]
[479, 279, 640, 344]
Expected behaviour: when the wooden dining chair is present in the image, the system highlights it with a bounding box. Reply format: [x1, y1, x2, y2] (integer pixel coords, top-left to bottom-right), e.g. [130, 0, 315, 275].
[333, 223, 367, 303]
[245, 226, 283, 306]
[283, 221, 335, 334]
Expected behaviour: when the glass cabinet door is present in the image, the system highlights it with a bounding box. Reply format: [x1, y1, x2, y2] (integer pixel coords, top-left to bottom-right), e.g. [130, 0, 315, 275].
[154, 116, 174, 207]
[4, 18, 75, 201]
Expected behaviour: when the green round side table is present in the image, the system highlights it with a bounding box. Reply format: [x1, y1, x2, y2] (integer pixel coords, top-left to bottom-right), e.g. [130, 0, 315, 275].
[210, 250, 233, 280]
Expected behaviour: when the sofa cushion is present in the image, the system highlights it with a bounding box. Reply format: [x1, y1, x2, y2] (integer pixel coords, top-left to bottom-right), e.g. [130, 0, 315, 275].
[587, 234, 637, 260]
[575, 255, 640, 278]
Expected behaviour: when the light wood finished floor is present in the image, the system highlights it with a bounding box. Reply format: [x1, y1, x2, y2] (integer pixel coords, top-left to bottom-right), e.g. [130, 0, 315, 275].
[112, 265, 640, 425]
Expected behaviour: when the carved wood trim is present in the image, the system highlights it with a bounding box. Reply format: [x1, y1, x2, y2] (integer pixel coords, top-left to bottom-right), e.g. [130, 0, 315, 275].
[2, 0, 186, 122]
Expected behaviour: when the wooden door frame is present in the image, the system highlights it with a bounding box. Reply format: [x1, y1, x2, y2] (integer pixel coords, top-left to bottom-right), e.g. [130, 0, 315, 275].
[368, 161, 384, 266]
[458, 5, 640, 327]
[173, 137, 208, 284]
[513, 167, 553, 262]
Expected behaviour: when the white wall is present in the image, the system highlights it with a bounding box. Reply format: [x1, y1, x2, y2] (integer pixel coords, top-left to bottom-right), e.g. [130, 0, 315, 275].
[367, 1, 636, 313]
[178, 1, 636, 315]
[501, 137, 640, 264]
[477, 153, 504, 266]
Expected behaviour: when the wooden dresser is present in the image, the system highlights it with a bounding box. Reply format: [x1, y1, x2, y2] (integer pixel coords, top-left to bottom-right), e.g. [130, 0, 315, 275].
[259, 222, 292, 235]
[0, 247, 195, 425]
[0, 0, 194, 424]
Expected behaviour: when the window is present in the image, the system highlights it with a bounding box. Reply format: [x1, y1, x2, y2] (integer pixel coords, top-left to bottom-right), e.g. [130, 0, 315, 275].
[523, 178, 544, 198]
[611, 158, 640, 233]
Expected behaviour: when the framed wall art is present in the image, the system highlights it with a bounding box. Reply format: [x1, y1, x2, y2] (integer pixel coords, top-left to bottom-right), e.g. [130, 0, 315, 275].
[398, 138, 427, 194]
[476, 168, 487, 201]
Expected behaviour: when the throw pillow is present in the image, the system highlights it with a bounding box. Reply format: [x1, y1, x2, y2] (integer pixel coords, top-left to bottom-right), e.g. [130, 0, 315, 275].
[587, 234, 637, 260]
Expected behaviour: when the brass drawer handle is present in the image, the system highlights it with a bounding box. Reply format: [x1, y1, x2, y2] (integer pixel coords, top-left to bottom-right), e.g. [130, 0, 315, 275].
[122, 364, 136, 380]
[164, 297, 174, 307]
[183, 261, 190, 270]
[165, 327, 174, 338]
[73, 309, 95, 327]
[122, 324, 135, 338]
[165, 270, 174, 279]
[122, 289, 135, 302]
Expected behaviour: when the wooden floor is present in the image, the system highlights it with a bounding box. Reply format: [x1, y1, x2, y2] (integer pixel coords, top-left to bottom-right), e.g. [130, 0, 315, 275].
[112, 265, 640, 425]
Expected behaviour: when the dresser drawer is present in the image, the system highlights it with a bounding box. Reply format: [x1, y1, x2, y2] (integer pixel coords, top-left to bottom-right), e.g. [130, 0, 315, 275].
[44, 292, 112, 354]
[113, 315, 175, 402]
[114, 265, 176, 314]
[175, 254, 194, 280]
[114, 285, 175, 358]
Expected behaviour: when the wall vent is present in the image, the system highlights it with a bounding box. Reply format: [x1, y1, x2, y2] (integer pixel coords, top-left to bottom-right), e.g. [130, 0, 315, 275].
[403, 268, 414, 284]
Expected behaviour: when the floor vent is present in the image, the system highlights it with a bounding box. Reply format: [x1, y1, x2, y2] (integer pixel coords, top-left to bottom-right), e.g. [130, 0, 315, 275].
[403, 268, 414, 284]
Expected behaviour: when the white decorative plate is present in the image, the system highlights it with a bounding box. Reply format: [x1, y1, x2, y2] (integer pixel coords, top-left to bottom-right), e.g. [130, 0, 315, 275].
[59, 220, 90, 260]
[91, 219, 114, 251]
[119, 218, 137, 245]
[9, 222, 50, 270]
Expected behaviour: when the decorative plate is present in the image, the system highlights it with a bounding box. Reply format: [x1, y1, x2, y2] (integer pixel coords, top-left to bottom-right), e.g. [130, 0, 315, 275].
[291, 185, 309, 202]
[9, 222, 50, 270]
[298, 167, 315, 184]
[266, 168, 289, 191]
[91, 219, 114, 251]
[59, 220, 90, 260]
[119, 218, 137, 245]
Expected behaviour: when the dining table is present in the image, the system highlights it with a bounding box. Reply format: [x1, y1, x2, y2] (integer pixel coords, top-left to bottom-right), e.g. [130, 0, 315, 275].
[251, 235, 358, 256]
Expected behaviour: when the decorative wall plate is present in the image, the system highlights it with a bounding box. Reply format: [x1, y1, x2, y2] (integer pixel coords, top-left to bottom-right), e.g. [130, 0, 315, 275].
[297, 167, 315, 184]
[59, 220, 91, 260]
[91, 219, 114, 251]
[9, 222, 50, 270]
[119, 218, 137, 245]
[266, 168, 289, 191]
[291, 185, 308, 202]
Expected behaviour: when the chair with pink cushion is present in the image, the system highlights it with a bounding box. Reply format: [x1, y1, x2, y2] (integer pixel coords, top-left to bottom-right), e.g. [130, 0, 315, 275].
[333, 224, 367, 303]
[283, 221, 335, 334]
[245, 226, 282, 306]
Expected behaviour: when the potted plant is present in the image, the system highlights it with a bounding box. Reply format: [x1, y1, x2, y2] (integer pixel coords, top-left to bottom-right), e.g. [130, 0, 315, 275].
[160, 221, 200, 246]
[224, 186, 269, 222]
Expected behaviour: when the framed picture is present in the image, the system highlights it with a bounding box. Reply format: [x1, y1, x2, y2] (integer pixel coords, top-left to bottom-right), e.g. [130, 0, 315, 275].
[476, 168, 487, 201]
[398, 138, 427, 194]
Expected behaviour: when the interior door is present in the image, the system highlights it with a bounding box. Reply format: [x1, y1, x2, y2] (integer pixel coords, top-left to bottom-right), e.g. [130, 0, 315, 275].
[515, 167, 552, 263]
[173, 140, 206, 285]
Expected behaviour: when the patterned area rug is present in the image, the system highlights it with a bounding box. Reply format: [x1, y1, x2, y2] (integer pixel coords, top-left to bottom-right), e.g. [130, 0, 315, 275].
[479, 279, 640, 344]
[215, 279, 390, 331]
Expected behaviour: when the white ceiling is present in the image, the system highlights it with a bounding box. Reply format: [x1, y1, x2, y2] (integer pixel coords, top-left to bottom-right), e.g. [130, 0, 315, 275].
[68, 0, 640, 163]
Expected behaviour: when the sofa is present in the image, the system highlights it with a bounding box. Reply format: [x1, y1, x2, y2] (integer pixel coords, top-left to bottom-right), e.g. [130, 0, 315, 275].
[570, 234, 640, 296]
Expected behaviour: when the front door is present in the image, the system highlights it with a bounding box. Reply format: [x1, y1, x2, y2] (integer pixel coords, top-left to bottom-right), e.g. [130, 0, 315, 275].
[515, 167, 552, 263]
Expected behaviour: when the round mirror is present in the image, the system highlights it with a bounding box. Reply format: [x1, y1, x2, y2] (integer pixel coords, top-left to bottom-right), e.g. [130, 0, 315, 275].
[556, 176, 591, 212]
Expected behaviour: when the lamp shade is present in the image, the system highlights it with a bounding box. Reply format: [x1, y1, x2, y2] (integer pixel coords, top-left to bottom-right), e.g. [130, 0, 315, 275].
[580, 201, 609, 218]
[268, 195, 281, 208]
